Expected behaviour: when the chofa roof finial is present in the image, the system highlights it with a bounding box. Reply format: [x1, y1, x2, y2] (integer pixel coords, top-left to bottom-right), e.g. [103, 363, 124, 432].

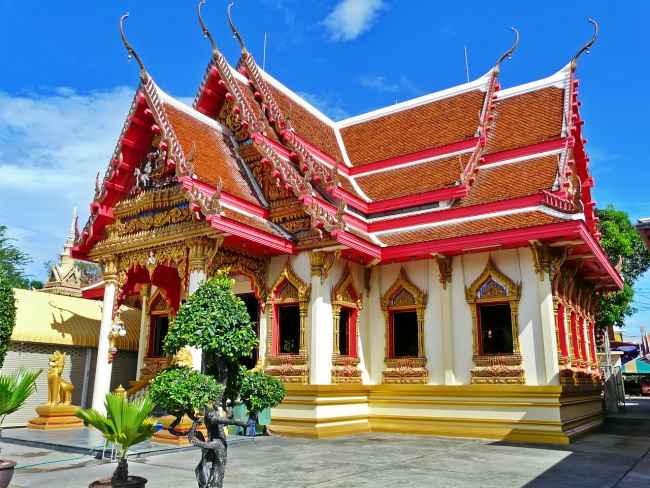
[197, 0, 218, 55]
[227, 1, 246, 51]
[571, 17, 599, 70]
[494, 27, 520, 73]
[119, 13, 146, 75]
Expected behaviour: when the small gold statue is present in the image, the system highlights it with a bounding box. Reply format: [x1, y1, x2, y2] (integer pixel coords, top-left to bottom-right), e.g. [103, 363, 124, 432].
[47, 351, 74, 405]
[171, 347, 193, 368]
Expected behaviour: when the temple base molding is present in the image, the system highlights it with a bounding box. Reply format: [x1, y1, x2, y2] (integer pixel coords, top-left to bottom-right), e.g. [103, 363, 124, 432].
[269, 384, 603, 445]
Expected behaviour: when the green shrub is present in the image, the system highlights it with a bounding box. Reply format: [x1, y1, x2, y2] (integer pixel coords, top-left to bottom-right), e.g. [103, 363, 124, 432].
[0, 271, 16, 368]
[149, 367, 223, 416]
[239, 369, 285, 415]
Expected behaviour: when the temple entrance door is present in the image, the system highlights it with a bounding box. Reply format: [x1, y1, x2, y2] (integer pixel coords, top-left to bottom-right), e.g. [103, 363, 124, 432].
[239, 293, 260, 369]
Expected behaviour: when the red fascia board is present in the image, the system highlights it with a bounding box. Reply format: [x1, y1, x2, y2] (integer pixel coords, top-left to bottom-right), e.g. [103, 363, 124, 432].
[367, 194, 545, 233]
[578, 224, 624, 289]
[291, 134, 351, 176]
[481, 138, 566, 165]
[179, 176, 269, 219]
[380, 220, 584, 261]
[349, 138, 477, 176]
[332, 230, 382, 259]
[302, 195, 367, 232]
[208, 215, 294, 254]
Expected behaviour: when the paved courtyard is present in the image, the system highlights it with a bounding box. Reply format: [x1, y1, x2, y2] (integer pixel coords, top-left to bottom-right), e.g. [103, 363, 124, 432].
[4, 425, 650, 488]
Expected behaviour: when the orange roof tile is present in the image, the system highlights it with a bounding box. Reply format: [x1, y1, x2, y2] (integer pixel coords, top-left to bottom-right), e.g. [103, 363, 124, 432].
[378, 211, 563, 246]
[340, 90, 484, 166]
[162, 102, 259, 205]
[486, 87, 565, 154]
[354, 153, 469, 201]
[460, 155, 559, 207]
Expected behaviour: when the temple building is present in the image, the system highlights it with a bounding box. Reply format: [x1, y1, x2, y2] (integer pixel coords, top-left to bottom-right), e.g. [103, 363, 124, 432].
[71, 7, 621, 444]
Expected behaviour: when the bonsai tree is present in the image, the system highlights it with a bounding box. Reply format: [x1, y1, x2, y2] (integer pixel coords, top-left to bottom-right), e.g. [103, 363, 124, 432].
[150, 271, 285, 488]
[76, 394, 156, 487]
[238, 368, 285, 435]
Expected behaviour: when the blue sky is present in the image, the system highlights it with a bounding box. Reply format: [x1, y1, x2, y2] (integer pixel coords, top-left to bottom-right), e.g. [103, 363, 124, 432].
[1, 0, 649, 332]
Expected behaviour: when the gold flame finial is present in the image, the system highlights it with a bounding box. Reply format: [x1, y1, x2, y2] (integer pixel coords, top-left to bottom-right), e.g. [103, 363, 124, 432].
[571, 17, 599, 70]
[119, 13, 146, 75]
[197, 0, 218, 55]
[227, 1, 246, 51]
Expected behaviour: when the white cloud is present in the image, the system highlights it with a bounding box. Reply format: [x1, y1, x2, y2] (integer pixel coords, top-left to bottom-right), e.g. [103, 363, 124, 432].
[297, 91, 350, 121]
[359, 74, 422, 98]
[0, 87, 137, 279]
[323, 0, 385, 42]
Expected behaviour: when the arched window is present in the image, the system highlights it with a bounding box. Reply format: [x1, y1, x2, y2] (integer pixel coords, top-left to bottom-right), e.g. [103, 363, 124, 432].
[331, 266, 362, 383]
[381, 268, 428, 384]
[265, 261, 310, 383]
[465, 257, 524, 384]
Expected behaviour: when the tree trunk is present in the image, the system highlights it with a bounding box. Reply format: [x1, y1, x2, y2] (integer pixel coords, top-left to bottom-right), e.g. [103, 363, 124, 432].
[111, 457, 128, 485]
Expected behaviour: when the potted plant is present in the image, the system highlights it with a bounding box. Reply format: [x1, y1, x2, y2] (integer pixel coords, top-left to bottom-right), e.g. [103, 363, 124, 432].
[149, 272, 285, 488]
[0, 369, 41, 488]
[76, 394, 156, 488]
[238, 368, 285, 436]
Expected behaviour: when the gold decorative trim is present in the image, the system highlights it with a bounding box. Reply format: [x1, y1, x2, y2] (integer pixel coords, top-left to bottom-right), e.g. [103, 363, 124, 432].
[100, 256, 118, 284]
[331, 266, 362, 384]
[188, 236, 221, 273]
[530, 242, 567, 281]
[265, 260, 311, 383]
[208, 247, 269, 301]
[434, 255, 453, 289]
[310, 251, 336, 283]
[381, 267, 428, 384]
[465, 257, 525, 384]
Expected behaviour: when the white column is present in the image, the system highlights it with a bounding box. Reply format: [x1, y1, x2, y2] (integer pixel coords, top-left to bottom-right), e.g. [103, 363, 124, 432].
[309, 252, 333, 384]
[537, 272, 559, 385]
[187, 269, 207, 371]
[92, 257, 118, 412]
[135, 284, 150, 380]
[435, 256, 456, 385]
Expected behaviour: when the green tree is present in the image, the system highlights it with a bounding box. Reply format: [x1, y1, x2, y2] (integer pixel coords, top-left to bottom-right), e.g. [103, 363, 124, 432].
[596, 205, 650, 329]
[0, 225, 32, 289]
[239, 368, 285, 425]
[151, 271, 285, 488]
[0, 270, 17, 368]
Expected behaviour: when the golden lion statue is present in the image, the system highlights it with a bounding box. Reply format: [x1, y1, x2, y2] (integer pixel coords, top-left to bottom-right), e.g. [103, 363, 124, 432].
[47, 351, 74, 405]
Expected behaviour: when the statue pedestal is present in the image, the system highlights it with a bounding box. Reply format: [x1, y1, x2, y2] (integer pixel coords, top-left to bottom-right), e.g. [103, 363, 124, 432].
[152, 415, 208, 445]
[28, 404, 84, 430]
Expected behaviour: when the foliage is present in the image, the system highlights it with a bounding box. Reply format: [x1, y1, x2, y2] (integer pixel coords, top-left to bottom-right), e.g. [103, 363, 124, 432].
[76, 394, 156, 459]
[0, 271, 16, 368]
[149, 367, 223, 417]
[0, 369, 41, 426]
[163, 273, 257, 360]
[238, 369, 285, 415]
[0, 225, 33, 289]
[596, 206, 650, 329]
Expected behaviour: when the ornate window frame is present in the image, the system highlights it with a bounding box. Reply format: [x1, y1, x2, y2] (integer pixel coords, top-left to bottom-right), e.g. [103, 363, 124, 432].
[381, 268, 428, 384]
[465, 257, 525, 384]
[264, 261, 310, 383]
[331, 266, 362, 384]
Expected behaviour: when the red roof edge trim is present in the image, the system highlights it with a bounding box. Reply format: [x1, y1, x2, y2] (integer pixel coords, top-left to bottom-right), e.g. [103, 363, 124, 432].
[350, 139, 477, 177]
[368, 194, 545, 233]
[208, 214, 294, 254]
[332, 230, 382, 259]
[302, 195, 368, 232]
[481, 138, 566, 165]
[381, 220, 583, 261]
[334, 187, 369, 213]
[578, 224, 624, 289]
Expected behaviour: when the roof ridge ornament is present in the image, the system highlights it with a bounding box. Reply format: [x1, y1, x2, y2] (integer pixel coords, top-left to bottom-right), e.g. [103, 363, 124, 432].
[494, 27, 520, 73]
[571, 17, 599, 71]
[227, 1, 246, 52]
[197, 0, 218, 55]
[119, 13, 146, 76]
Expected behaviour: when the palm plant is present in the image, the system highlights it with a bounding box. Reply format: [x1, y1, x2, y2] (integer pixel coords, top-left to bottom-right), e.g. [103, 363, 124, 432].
[0, 369, 41, 429]
[76, 394, 156, 485]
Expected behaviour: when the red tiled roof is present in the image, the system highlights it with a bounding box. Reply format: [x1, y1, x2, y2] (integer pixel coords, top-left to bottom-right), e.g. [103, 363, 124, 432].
[340, 90, 485, 166]
[486, 87, 565, 155]
[377, 211, 563, 246]
[459, 155, 559, 207]
[162, 101, 259, 205]
[354, 153, 469, 201]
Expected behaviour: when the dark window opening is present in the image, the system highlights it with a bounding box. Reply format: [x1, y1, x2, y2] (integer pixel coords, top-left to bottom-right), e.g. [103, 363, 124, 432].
[279, 304, 300, 354]
[339, 308, 351, 356]
[392, 310, 419, 357]
[150, 316, 169, 357]
[479, 303, 513, 355]
[239, 293, 260, 369]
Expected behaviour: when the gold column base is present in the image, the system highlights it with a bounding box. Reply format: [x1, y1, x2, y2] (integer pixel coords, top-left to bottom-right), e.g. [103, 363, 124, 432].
[28, 404, 84, 430]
